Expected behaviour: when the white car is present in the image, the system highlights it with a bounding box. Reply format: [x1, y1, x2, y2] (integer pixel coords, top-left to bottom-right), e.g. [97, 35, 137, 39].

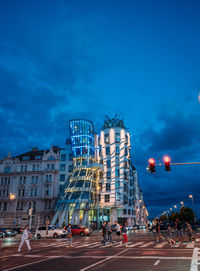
[35, 226, 67, 239]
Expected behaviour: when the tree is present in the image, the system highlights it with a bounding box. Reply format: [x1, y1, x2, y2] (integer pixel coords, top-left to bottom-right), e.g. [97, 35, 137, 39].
[169, 212, 179, 221]
[178, 206, 194, 222]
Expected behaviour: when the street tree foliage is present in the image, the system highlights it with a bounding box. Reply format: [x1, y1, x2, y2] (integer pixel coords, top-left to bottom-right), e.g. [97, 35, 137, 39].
[168, 207, 194, 222]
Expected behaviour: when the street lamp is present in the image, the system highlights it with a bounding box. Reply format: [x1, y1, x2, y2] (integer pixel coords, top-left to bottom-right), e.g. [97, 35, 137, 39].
[189, 195, 196, 222]
[9, 193, 17, 225]
[174, 205, 177, 209]
[180, 201, 184, 205]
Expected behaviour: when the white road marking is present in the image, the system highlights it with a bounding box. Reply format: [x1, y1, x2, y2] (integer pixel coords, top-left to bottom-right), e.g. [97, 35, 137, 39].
[154, 260, 160, 266]
[154, 242, 168, 248]
[79, 248, 128, 271]
[186, 242, 195, 249]
[2, 258, 51, 271]
[190, 247, 198, 271]
[128, 242, 144, 247]
[140, 242, 154, 248]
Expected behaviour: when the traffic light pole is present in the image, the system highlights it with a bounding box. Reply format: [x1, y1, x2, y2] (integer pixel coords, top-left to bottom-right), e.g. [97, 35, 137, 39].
[155, 162, 200, 166]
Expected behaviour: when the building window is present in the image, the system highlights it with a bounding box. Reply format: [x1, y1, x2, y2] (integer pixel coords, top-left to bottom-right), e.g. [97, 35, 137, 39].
[115, 181, 120, 189]
[115, 156, 119, 166]
[32, 176, 35, 184]
[123, 209, 127, 215]
[4, 166, 11, 173]
[22, 156, 30, 160]
[30, 189, 33, 197]
[45, 175, 48, 182]
[8, 178, 10, 185]
[125, 148, 128, 156]
[106, 147, 110, 155]
[115, 169, 120, 177]
[47, 164, 50, 170]
[115, 133, 120, 143]
[124, 183, 127, 192]
[32, 165, 35, 171]
[24, 165, 27, 172]
[18, 189, 21, 197]
[49, 175, 52, 182]
[48, 156, 56, 160]
[21, 165, 23, 172]
[34, 189, 37, 197]
[51, 164, 54, 170]
[68, 165, 73, 173]
[22, 189, 25, 197]
[104, 194, 110, 203]
[45, 186, 51, 196]
[61, 154, 66, 161]
[106, 183, 111, 191]
[115, 146, 120, 154]
[60, 164, 66, 171]
[3, 202, 7, 211]
[128, 209, 131, 215]
[20, 202, 23, 211]
[60, 174, 65, 182]
[23, 177, 26, 184]
[106, 171, 111, 179]
[35, 176, 38, 183]
[125, 135, 128, 144]
[69, 153, 73, 161]
[104, 134, 109, 144]
[107, 160, 111, 168]
[116, 192, 120, 201]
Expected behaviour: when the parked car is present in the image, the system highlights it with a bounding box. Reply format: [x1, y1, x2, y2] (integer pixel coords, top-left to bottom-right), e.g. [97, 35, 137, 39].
[35, 226, 67, 239]
[0, 231, 6, 238]
[64, 225, 91, 236]
[13, 227, 24, 234]
[2, 229, 16, 237]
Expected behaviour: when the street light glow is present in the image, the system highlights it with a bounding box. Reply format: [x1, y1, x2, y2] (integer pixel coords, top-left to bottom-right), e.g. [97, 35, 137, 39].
[9, 193, 16, 200]
[189, 195, 193, 199]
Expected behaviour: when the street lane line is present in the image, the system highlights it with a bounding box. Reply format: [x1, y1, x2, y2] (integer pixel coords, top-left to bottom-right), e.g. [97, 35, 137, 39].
[154, 260, 160, 266]
[128, 242, 144, 247]
[2, 258, 51, 271]
[79, 248, 128, 271]
[186, 242, 195, 249]
[190, 247, 198, 271]
[154, 242, 168, 248]
[140, 242, 154, 248]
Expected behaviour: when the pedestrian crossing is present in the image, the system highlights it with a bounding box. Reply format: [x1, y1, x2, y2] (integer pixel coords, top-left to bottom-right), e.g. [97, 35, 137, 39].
[39, 240, 196, 249]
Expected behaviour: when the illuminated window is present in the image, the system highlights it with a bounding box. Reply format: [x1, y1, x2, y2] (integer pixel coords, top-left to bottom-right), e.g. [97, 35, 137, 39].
[115, 156, 119, 166]
[107, 160, 111, 167]
[60, 164, 66, 171]
[4, 166, 11, 173]
[125, 148, 128, 156]
[115, 169, 120, 177]
[125, 135, 128, 144]
[115, 181, 120, 189]
[116, 192, 120, 201]
[106, 183, 111, 191]
[115, 133, 120, 142]
[60, 174, 65, 182]
[106, 171, 111, 179]
[115, 146, 120, 154]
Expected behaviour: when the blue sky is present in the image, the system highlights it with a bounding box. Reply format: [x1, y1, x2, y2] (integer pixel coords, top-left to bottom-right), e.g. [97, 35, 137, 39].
[0, 0, 200, 218]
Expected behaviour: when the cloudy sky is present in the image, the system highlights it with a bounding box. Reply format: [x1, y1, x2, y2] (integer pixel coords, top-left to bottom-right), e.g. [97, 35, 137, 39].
[1, 0, 200, 218]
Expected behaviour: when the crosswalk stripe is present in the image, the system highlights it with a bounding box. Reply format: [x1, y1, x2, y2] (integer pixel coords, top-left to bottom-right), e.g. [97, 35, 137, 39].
[154, 242, 168, 248]
[186, 242, 195, 248]
[75, 242, 99, 248]
[128, 242, 144, 247]
[140, 242, 154, 248]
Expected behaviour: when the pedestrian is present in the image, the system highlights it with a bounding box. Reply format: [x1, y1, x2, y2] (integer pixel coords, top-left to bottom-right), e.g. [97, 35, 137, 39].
[101, 221, 107, 246]
[115, 221, 121, 241]
[121, 222, 128, 247]
[66, 224, 73, 247]
[175, 218, 184, 244]
[185, 221, 194, 243]
[167, 224, 175, 245]
[155, 219, 164, 243]
[18, 225, 31, 253]
[107, 221, 112, 243]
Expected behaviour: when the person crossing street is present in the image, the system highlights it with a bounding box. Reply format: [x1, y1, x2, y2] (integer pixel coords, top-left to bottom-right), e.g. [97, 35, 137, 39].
[121, 222, 128, 247]
[106, 221, 112, 243]
[18, 226, 31, 253]
[101, 222, 107, 246]
[66, 224, 73, 247]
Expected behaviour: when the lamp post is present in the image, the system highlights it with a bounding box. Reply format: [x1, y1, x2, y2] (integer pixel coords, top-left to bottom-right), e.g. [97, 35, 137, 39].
[189, 195, 196, 222]
[9, 193, 17, 225]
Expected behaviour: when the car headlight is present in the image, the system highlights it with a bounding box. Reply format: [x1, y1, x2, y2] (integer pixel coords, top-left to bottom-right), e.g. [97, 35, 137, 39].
[85, 229, 89, 232]
[58, 230, 63, 234]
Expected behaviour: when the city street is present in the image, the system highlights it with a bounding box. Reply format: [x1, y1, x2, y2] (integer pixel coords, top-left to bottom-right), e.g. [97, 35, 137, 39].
[1, 230, 200, 271]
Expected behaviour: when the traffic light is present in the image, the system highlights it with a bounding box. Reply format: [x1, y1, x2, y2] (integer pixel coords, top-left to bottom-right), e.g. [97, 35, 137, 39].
[163, 156, 171, 171]
[148, 158, 156, 173]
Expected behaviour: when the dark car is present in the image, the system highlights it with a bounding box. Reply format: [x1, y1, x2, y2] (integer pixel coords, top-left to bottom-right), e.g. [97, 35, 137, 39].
[0, 231, 6, 238]
[13, 227, 23, 234]
[3, 229, 16, 237]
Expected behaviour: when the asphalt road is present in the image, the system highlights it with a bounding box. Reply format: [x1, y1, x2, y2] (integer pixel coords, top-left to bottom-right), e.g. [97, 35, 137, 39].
[1, 230, 200, 271]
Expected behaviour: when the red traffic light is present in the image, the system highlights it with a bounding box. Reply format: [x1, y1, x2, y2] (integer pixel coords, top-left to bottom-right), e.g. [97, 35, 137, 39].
[163, 156, 171, 171]
[148, 158, 155, 165]
[148, 158, 156, 172]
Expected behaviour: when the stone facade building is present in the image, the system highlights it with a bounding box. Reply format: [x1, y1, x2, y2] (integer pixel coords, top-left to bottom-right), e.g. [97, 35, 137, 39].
[0, 146, 60, 228]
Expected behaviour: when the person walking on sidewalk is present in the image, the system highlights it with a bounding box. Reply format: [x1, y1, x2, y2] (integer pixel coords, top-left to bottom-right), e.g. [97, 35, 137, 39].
[121, 222, 128, 247]
[101, 222, 107, 246]
[18, 226, 31, 253]
[115, 221, 121, 241]
[66, 224, 73, 247]
[107, 221, 112, 243]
